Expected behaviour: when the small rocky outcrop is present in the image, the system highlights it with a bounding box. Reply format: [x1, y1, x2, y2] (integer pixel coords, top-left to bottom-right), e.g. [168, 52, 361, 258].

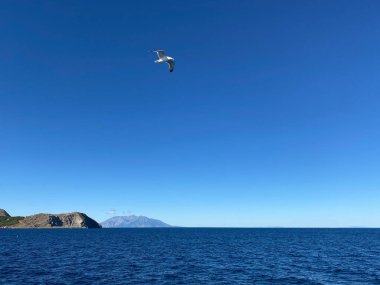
[12, 212, 101, 228]
[0, 209, 11, 217]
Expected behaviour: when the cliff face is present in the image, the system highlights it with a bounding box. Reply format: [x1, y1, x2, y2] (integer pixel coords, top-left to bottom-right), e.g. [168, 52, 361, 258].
[0, 209, 11, 217]
[10, 212, 101, 228]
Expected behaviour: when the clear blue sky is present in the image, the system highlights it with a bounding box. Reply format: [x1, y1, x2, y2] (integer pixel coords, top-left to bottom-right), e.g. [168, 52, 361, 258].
[1, 0, 379, 227]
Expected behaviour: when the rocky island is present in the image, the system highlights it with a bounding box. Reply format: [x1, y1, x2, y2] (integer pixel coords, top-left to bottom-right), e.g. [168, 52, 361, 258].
[0, 209, 101, 228]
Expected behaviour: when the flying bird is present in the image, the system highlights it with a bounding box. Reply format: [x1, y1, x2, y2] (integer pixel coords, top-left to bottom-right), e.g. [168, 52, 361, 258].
[153, 50, 175, 72]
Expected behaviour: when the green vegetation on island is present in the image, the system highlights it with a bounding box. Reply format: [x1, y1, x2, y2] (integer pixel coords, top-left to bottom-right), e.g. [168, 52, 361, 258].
[0, 216, 25, 227]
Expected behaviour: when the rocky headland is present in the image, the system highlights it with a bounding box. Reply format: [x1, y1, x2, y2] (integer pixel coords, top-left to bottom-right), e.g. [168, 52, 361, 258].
[0, 209, 11, 217]
[0, 209, 101, 228]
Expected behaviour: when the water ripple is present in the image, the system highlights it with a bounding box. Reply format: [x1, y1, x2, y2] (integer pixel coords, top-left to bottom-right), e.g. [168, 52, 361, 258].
[1, 228, 380, 284]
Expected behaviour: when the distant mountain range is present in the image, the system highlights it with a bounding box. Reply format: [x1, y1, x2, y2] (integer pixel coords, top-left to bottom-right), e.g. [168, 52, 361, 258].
[101, 215, 172, 228]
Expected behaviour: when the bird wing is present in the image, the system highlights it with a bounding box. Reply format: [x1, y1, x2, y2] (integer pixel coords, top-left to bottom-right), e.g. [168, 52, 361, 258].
[167, 60, 175, 72]
[154, 50, 165, 59]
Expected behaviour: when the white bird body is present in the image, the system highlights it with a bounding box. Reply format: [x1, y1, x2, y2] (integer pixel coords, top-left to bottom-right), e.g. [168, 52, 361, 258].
[153, 50, 175, 72]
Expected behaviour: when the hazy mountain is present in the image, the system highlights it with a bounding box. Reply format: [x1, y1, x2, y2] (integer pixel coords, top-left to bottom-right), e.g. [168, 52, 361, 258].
[101, 215, 172, 228]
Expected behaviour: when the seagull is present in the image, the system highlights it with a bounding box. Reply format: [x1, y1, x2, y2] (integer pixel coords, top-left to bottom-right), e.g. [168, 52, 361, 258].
[153, 50, 175, 72]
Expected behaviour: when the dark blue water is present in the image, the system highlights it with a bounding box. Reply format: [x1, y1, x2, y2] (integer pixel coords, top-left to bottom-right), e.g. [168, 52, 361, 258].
[1, 228, 380, 284]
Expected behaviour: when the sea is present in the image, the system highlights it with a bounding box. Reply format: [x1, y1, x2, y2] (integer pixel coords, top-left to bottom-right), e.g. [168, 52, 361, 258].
[1, 228, 380, 284]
